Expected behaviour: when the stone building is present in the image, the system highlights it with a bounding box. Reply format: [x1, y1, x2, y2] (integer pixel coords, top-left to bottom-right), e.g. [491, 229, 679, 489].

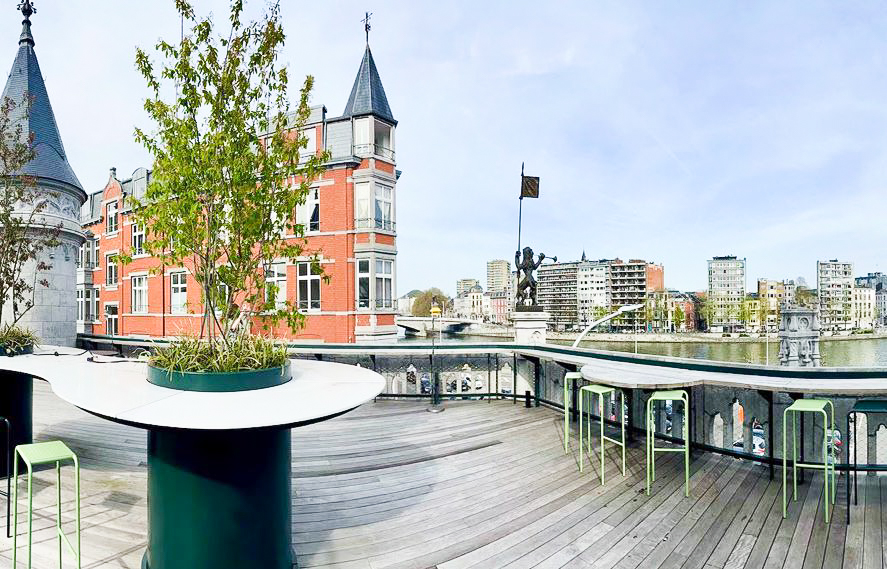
[1, 5, 85, 346]
[77, 42, 400, 343]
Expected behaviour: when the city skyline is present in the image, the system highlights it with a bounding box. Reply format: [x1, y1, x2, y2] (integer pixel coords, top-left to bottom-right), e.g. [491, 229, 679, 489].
[5, 2, 887, 295]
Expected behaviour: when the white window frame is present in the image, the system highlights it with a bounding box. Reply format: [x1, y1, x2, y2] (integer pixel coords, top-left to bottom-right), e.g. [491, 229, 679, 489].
[106, 254, 118, 286]
[91, 287, 100, 321]
[296, 187, 320, 233]
[131, 275, 148, 314]
[105, 303, 119, 335]
[374, 184, 394, 231]
[300, 127, 317, 163]
[357, 258, 371, 309]
[264, 261, 287, 309]
[131, 223, 145, 256]
[297, 262, 322, 311]
[170, 272, 187, 315]
[77, 289, 85, 321]
[106, 201, 119, 233]
[356, 255, 396, 311]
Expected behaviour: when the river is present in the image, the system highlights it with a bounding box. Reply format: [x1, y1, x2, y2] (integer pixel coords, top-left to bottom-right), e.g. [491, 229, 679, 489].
[401, 333, 887, 367]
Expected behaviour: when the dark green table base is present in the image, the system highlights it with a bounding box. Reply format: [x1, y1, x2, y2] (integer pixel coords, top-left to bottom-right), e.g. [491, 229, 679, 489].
[0, 371, 33, 469]
[142, 427, 292, 569]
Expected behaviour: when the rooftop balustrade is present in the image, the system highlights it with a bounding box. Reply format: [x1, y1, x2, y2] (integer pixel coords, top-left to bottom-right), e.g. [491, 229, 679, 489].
[12, 332, 886, 567]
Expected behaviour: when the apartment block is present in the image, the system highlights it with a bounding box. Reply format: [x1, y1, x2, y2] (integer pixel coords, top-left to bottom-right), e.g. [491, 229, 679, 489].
[852, 286, 875, 330]
[486, 260, 511, 295]
[817, 260, 853, 331]
[537, 261, 579, 331]
[707, 256, 746, 332]
[608, 259, 665, 332]
[577, 258, 609, 327]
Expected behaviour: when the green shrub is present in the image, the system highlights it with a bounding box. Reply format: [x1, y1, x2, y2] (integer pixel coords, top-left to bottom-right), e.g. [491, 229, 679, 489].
[0, 324, 37, 354]
[148, 335, 288, 373]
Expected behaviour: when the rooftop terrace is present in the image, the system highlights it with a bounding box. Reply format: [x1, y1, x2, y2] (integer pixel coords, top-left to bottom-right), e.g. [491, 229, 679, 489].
[0, 375, 883, 568]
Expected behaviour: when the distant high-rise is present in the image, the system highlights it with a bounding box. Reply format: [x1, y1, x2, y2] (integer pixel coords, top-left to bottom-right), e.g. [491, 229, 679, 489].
[707, 256, 746, 331]
[817, 260, 853, 331]
[608, 259, 664, 332]
[486, 260, 511, 294]
[456, 278, 480, 298]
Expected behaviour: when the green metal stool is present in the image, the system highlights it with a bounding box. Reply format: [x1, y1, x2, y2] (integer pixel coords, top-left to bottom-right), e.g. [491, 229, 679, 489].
[578, 384, 626, 484]
[563, 372, 584, 453]
[12, 440, 81, 569]
[783, 398, 835, 523]
[646, 390, 690, 497]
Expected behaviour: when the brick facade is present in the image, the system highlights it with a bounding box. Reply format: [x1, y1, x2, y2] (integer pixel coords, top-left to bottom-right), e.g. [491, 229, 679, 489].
[77, 46, 399, 343]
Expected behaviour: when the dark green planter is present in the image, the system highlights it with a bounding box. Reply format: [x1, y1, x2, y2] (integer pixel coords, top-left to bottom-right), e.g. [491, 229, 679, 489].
[0, 344, 33, 357]
[146, 360, 291, 392]
[142, 427, 292, 569]
[0, 370, 33, 471]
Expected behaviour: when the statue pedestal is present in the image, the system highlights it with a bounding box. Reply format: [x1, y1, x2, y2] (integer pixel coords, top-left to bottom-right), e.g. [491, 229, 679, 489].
[513, 311, 550, 345]
[778, 307, 821, 367]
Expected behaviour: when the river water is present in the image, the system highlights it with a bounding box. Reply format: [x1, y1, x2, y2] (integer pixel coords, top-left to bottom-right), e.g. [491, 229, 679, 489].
[402, 333, 887, 367]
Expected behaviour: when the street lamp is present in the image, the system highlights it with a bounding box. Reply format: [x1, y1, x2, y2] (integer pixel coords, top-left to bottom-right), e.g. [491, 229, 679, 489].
[572, 303, 645, 348]
[427, 303, 444, 413]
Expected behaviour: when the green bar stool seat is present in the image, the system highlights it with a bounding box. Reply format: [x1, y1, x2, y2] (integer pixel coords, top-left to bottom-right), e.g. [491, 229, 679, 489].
[578, 383, 626, 484]
[646, 389, 690, 497]
[563, 372, 584, 453]
[12, 440, 81, 569]
[783, 398, 835, 523]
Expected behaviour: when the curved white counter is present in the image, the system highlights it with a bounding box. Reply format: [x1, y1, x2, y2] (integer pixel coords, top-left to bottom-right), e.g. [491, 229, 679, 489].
[0, 346, 385, 430]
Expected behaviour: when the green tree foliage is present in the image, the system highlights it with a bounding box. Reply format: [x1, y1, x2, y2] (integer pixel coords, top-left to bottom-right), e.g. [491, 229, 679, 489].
[129, 0, 327, 344]
[673, 304, 684, 331]
[0, 94, 61, 327]
[411, 288, 451, 317]
[795, 286, 816, 308]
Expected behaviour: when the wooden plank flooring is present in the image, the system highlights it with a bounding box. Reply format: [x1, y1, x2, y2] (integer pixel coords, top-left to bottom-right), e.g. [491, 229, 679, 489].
[0, 383, 885, 567]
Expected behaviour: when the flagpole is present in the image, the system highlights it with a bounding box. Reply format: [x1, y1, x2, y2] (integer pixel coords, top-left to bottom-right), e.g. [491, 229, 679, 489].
[517, 162, 524, 254]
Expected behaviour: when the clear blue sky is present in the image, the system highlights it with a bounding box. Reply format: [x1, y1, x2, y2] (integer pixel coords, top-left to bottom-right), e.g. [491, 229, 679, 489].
[5, 1, 887, 297]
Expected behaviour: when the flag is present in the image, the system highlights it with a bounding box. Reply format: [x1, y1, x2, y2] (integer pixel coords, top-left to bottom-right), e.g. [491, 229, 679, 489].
[520, 175, 539, 198]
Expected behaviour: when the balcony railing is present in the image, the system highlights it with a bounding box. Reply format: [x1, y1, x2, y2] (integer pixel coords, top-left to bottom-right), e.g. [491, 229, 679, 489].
[353, 143, 395, 161]
[355, 218, 396, 232]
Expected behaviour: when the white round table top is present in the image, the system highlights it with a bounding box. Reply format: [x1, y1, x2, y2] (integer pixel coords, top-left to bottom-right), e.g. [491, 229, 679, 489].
[0, 346, 385, 430]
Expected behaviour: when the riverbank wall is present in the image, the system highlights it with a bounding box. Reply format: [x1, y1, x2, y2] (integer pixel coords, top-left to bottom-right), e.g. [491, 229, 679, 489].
[453, 327, 887, 344]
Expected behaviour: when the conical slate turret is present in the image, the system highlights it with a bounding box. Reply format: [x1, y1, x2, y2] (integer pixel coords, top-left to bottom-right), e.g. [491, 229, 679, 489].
[2, 0, 84, 197]
[343, 45, 396, 125]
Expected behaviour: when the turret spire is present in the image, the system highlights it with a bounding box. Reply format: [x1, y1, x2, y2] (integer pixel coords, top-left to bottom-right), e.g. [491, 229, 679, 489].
[18, 1, 35, 46]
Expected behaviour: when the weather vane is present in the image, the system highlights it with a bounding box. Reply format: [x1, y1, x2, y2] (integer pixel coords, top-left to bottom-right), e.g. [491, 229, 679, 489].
[361, 11, 372, 43]
[18, 0, 35, 19]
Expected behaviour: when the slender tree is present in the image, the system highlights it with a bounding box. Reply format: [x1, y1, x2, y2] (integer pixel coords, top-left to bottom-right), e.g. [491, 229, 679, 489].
[129, 0, 327, 346]
[0, 94, 62, 328]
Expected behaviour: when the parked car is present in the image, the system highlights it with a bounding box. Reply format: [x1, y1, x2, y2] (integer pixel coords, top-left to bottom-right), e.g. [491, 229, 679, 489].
[420, 374, 431, 395]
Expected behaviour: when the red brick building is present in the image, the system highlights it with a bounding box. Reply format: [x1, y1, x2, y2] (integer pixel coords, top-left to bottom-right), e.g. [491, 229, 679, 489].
[77, 45, 400, 343]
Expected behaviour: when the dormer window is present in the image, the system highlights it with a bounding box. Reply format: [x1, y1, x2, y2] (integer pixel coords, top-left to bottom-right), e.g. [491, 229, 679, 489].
[106, 201, 119, 233]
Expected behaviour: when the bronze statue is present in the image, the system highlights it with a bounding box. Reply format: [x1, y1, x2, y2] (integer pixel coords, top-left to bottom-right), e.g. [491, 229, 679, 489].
[515, 247, 555, 309]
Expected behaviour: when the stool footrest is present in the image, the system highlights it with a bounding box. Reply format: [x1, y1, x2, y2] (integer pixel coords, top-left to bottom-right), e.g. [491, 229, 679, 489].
[793, 462, 833, 470]
[653, 447, 687, 453]
[602, 436, 625, 446]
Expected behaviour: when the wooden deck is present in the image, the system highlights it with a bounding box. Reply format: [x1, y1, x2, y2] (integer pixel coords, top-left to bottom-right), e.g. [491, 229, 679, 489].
[1, 383, 885, 568]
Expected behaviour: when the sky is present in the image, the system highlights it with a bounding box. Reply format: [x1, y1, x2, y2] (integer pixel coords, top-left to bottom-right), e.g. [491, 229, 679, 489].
[5, 1, 887, 297]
